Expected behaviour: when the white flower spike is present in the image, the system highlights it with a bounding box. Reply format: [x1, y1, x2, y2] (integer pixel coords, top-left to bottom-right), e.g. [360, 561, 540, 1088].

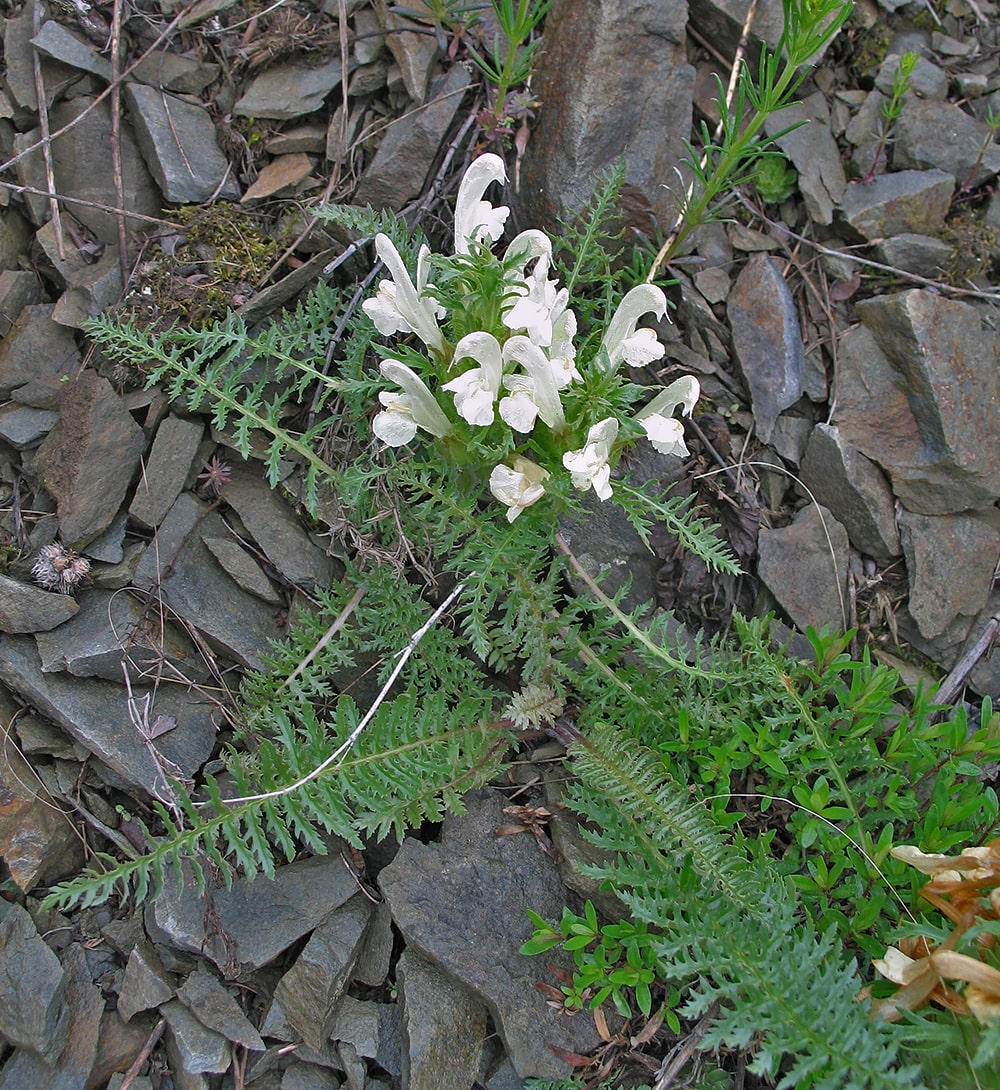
[443, 332, 503, 426]
[598, 284, 668, 371]
[454, 153, 510, 254]
[636, 375, 700, 457]
[362, 234, 446, 355]
[372, 359, 453, 446]
[563, 417, 619, 501]
[489, 456, 549, 522]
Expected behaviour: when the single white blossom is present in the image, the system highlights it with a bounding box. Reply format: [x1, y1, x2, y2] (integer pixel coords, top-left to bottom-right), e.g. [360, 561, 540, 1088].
[502, 252, 558, 346]
[362, 234, 446, 355]
[454, 153, 510, 254]
[489, 456, 549, 521]
[598, 283, 668, 371]
[502, 335, 566, 432]
[636, 375, 700, 457]
[563, 417, 619, 501]
[372, 359, 452, 446]
[499, 373, 542, 433]
[547, 290, 580, 388]
[443, 332, 503, 426]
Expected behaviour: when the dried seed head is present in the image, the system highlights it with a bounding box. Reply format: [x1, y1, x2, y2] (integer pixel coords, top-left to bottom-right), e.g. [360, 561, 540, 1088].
[31, 542, 91, 594]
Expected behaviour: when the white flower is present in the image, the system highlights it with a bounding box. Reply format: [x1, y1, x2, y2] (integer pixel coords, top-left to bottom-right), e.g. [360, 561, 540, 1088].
[547, 290, 580, 388]
[362, 234, 446, 355]
[454, 153, 510, 254]
[443, 332, 503, 426]
[489, 456, 549, 521]
[499, 373, 542, 433]
[598, 284, 668, 371]
[563, 417, 619, 501]
[636, 375, 700, 457]
[502, 252, 558, 346]
[372, 359, 452, 446]
[501, 335, 566, 432]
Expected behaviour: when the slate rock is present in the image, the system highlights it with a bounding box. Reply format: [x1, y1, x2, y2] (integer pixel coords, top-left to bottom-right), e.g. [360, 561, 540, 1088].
[132, 491, 281, 670]
[241, 153, 316, 202]
[764, 91, 846, 225]
[899, 510, 1000, 641]
[353, 64, 471, 211]
[162, 1000, 231, 1077]
[874, 233, 952, 277]
[0, 634, 216, 792]
[799, 423, 901, 561]
[727, 253, 803, 442]
[280, 1064, 341, 1090]
[688, 0, 788, 57]
[130, 51, 220, 94]
[203, 536, 283, 604]
[0, 574, 79, 633]
[0, 404, 59, 448]
[271, 893, 375, 1051]
[51, 247, 125, 329]
[328, 996, 400, 1077]
[148, 852, 362, 977]
[875, 52, 948, 101]
[0, 708, 84, 891]
[0, 943, 103, 1090]
[219, 461, 335, 589]
[0, 270, 42, 336]
[177, 970, 265, 1051]
[894, 99, 1000, 187]
[379, 789, 604, 1080]
[16, 97, 161, 245]
[235, 56, 349, 121]
[0, 303, 81, 398]
[124, 83, 239, 204]
[30, 21, 112, 80]
[839, 169, 955, 241]
[89, 1009, 157, 1090]
[128, 415, 205, 530]
[33, 371, 146, 549]
[34, 588, 203, 680]
[757, 503, 851, 634]
[397, 947, 487, 1090]
[519, 0, 694, 234]
[0, 902, 68, 1061]
[856, 290, 1000, 509]
[117, 943, 175, 1023]
[375, 0, 440, 103]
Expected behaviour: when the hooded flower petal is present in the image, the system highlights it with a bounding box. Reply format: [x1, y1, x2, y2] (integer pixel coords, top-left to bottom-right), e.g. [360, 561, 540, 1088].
[503, 335, 565, 432]
[489, 456, 549, 521]
[598, 283, 668, 372]
[499, 374, 541, 433]
[372, 391, 419, 446]
[379, 359, 452, 439]
[641, 414, 689, 457]
[636, 375, 699, 456]
[563, 417, 619, 501]
[444, 331, 503, 425]
[454, 153, 510, 254]
[363, 234, 446, 355]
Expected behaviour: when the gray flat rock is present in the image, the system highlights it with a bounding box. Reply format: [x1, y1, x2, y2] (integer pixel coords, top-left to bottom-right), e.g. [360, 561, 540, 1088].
[234, 56, 349, 121]
[895, 99, 1000, 187]
[0, 304, 81, 399]
[203, 537, 282, 604]
[161, 1000, 230, 1077]
[33, 371, 147, 550]
[132, 491, 282, 669]
[375, 0, 440, 103]
[397, 947, 486, 1090]
[765, 91, 846, 225]
[899, 510, 1000, 641]
[519, 0, 694, 234]
[757, 503, 851, 634]
[129, 415, 205, 531]
[354, 64, 471, 211]
[0, 943, 102, 1090]
[30, 21, 112, 81]
[0, 270, 43, 336]
[379, 789, 604, 1080]
[0, 634, 216, 793]
[727, 253, 803, 442]
[117, 944, 175, 1023]
[0, 575, 79, 633]
[219, 461, 335, 589]
[874, 233, 952, 277]
[148, 852, 362, 978]
[800, 423, 901, 561]
[0, 903, 68, 1062]
[271, 893, 375, 1051]
[0, 404, 59, 449]
[176, 970, 265, 1051]
[839, 169, 955, 241]
[124, 82, 240, 204]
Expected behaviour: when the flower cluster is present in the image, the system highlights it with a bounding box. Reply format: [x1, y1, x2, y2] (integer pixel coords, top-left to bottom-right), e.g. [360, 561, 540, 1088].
[362, 153, 700, 522]
[31, 542, 90, 593]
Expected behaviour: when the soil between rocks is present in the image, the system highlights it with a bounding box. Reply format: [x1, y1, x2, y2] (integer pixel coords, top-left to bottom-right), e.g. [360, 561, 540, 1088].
[1, 0, 1000, 1088]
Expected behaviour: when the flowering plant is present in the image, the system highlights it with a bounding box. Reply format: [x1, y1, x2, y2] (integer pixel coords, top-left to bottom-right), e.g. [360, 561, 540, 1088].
[362, 153, 700, 524]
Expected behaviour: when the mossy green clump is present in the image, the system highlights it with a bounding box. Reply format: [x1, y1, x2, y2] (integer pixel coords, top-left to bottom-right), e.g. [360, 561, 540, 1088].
[939, 210, 996, 287]
[847, 20, 892, 81]
[752, 153, 798, 204]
